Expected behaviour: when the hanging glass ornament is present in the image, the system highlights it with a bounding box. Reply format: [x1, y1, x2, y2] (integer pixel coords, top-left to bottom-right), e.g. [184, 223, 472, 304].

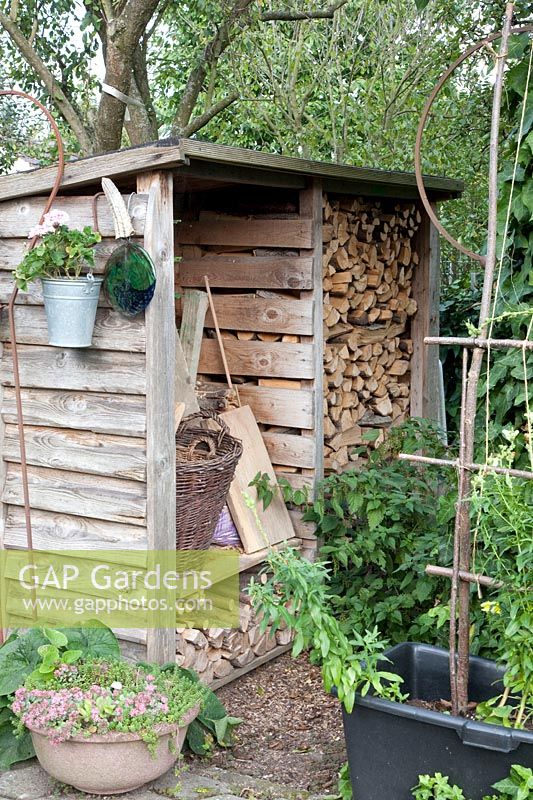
[103, 241, 156, 317]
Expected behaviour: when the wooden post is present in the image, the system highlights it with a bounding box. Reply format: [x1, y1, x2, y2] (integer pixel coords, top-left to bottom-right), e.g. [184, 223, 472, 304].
[299, 180, 324, 494]
[410, 204, 440, 420]
[137, 171, 176, 664]
[180, 289, 208, 384]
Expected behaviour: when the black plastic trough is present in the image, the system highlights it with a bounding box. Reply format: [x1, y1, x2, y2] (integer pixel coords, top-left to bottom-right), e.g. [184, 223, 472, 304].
[341, 642, 533, 800]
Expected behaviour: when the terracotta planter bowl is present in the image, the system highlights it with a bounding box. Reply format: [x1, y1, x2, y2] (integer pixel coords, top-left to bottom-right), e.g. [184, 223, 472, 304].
[27, 704, 199, 795]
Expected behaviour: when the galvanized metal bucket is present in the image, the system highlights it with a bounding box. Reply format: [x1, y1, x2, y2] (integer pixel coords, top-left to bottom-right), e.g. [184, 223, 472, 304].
[42, 276, 103, 348]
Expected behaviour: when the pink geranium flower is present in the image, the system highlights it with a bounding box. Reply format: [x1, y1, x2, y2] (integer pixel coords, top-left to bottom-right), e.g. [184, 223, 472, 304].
[28, 209, 70, 240]
[45, 209, 70, 226]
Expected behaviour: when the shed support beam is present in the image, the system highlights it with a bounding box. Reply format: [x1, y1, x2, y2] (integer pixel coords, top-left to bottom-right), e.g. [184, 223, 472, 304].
[137, 170, 176, 664]
[410, 205, 440, 421]
[299, 180, 324, 495]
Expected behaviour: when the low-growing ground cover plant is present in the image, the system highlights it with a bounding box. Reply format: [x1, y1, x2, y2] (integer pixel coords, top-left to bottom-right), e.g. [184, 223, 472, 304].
[0, 625, 240, 768]
[12, 657, 205, 755]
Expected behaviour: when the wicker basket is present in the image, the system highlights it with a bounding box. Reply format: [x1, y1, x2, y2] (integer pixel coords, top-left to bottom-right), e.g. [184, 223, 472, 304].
[175, 410, 242, 550]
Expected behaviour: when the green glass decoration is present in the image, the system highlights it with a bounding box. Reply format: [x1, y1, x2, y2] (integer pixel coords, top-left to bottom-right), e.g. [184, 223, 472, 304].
[103, 241, 156, 317]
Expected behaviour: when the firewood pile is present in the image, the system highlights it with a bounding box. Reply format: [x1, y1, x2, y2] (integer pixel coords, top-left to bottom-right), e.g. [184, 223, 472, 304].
[175, 588, 292, 685]
[322, 195, 421, 471]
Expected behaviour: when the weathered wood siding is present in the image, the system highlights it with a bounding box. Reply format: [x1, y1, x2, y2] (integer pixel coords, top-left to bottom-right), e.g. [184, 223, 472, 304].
[0, 194, 149, 561]
[175, 184, 323, 508]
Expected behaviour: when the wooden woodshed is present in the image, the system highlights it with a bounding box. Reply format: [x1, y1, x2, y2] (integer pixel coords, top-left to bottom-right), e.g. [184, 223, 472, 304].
[0, 139, 461, 681]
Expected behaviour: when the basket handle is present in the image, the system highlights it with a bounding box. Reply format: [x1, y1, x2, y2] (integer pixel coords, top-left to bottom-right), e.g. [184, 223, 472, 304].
[177, 409, 230, 448]
[185, 435, 217, 460]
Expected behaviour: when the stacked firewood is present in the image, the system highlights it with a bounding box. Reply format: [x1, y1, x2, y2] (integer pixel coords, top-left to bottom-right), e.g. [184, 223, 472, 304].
[175, 592, 292, 686]
[322, 195, 421, 471]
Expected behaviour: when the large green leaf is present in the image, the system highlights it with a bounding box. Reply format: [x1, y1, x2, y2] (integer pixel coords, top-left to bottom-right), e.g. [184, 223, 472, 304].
[185, 719, 209, 755]
[60, 623, 120, 659]
[0, 721, 34, 770]
[0, 629, 47, 695]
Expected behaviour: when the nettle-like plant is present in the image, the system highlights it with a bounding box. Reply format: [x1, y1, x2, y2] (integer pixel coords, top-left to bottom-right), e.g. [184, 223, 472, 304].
[250, 419, 462, 653]
[249, 546, 405, 713]
[13, 210, 101, 291]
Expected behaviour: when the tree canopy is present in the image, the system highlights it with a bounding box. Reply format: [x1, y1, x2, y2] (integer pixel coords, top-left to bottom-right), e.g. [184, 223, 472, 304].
[0, 1, 531, 273]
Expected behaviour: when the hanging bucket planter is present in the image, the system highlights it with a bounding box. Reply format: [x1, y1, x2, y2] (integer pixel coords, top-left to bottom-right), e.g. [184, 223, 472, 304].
[42, 275, 103, 348]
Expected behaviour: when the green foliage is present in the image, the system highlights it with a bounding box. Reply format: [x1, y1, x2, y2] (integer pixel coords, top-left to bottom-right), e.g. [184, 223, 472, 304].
[31, 627, 82, 682]
[13, 223, 101, 291]
[338, 764, 533, 800]
[162, 665, 241, 756]
[249, 547, 406, 714]
[440, 279, 481, 437]
[489, 765, 533, 800]
[0, 623, 119, 769]
[441, 35, 533, 464]
[336, 762, 352, 800]
[408, 765, 533, 800]
[250, 471, 310, 510]
[411, 773, 466, 799]
[470, 439, 533, 729]
[304, 419, 457, 648]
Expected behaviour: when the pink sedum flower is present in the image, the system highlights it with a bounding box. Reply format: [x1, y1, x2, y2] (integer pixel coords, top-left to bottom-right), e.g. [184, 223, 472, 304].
[10, 664, 182, 750]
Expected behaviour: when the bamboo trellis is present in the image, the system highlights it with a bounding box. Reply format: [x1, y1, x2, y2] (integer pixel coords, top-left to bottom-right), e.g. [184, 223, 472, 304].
[406, 3, 533, 716]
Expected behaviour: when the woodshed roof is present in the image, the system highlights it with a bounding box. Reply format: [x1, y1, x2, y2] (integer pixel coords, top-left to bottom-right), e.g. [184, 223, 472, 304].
[0, 138, 463, 202]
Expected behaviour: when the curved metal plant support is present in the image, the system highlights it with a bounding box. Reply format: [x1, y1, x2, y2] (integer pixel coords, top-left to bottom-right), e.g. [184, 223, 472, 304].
[406, 4, 533, 714]
[414, 22, 533, 265]
[0, 90, 65, 642]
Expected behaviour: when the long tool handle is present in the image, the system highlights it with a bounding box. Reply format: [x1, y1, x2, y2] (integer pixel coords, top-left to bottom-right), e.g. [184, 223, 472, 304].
[204, 276, 241, 407]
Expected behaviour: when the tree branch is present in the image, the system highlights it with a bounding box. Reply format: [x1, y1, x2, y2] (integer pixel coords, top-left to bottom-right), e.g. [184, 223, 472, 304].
[124, 45, 159, 143]
[8, 0, 20, 22]
[260, 0, 348, 22]
[171, 0, 253, 134]
[0, 10, 94, 153]
[180, 92, 239, 138]
[94, 0, 160, 151]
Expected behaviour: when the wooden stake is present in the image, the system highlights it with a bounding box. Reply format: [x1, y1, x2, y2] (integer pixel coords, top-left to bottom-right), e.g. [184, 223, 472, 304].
[204, 276, 241, 408]
[453, 4, 514, 714]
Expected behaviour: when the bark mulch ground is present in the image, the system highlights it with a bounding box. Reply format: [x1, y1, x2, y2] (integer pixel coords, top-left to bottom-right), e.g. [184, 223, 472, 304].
[207, 652, 346, 796]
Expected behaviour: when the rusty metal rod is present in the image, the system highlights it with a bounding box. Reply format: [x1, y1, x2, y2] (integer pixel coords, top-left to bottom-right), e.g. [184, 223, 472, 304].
[0, 90, 65, 643]
[425, 336, 533, 350]
[425, 565, 502, 589]
[398, 452, 533, 481]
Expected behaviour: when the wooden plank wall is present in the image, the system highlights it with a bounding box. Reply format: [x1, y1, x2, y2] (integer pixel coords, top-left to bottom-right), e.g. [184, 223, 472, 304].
[0, 194, 150, 643]
[410, 205, 441, 420]
[176, 184, 323, 510]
